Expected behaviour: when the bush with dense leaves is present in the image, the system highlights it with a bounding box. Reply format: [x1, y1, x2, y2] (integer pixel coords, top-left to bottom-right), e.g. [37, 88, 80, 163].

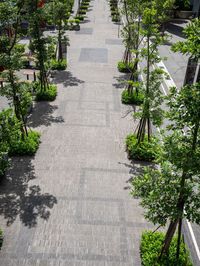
[126, 134, 160, 161]
[121, 89, 144, 105]
[117, 61, 134, 73]
[0, 150, 9, 177]
[0, 109, 40, 157]
[9, 131, 40, 156]
[0, 109, 17, 176]
[75, 15, 84, 21]
[50, 59, 67, 70]
[36, 84, 57, 101]
[78, 9, 86, 15]
[140, 231, 192, 266]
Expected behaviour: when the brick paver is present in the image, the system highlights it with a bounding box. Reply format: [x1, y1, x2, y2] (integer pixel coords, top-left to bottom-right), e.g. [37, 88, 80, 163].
[0, 0, 153, 265]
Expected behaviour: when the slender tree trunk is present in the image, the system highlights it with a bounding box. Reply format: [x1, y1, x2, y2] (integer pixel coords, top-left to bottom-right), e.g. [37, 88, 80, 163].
[159, 220, 178, 261]
[176, 218, 182, 262]
[136, 32, 151, 143]
[58, 20, 63, 61]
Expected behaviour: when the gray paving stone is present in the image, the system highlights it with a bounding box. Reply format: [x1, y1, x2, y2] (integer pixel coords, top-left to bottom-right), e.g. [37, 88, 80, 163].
[79, 48, 108, 63]
[105, 39, 122, 45]
[76, 28, 93, 35]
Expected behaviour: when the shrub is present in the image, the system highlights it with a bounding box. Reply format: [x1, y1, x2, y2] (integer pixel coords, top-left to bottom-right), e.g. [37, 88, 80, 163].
[140, 231, 193, 266]
[0, 228, 3, 249]
[36, 84, 57, 101]
[9, 130, 40, 156]
[78, 10, 86, 15]
[121, 89, 144, 105]
[50, 59, 67, 70]
[81, 3, 89, 8]
[0, 150, 9, 177]
[75, 15, 84, 21]
[111, 10, 118, 16]
[80, 5, 88, 10]
[117, 61, 133, 73]
[126, 134, 160, 161]
[112, 15, 120, 23]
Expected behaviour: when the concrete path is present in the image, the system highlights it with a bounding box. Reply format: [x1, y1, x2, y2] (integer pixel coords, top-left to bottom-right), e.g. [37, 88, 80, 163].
[0, 0, 153, 265]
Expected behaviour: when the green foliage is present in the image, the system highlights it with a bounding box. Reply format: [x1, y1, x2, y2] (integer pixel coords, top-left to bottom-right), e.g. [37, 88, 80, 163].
[0, 109, 14, 176]
[36, 84, 57, 101]
[50, 59, 67, 70]
[75, 15, 84, 21]
[0, 150, 9, 177]
[135, 68, 165, 128]
[126, 134, 160, 161]
[117, 61, 134, 73]
[140, 231, 192, 266]
[9, 131, 41, 156]
[121, 89, 144, 105]
[0, 228, 3, 249]
[1, 81, 33, 118]
[172, 18, 200, 59]
[0, 108, 40, 158]
[112, 15, 120, 22]
[175, 0, 190, 10]
[80, 5, 89, 10]
[78, 9, 86, 15]
[131, 82, 200, 257]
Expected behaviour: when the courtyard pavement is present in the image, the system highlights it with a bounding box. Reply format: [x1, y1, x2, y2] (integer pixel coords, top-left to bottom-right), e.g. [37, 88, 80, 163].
[0, 0, 154, 265]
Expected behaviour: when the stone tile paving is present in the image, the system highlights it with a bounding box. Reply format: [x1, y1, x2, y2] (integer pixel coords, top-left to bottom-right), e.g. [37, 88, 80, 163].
[0, 0, 154, 265]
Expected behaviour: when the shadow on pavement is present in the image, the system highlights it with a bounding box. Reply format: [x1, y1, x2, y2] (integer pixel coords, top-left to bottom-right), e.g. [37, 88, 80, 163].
[52, 71, 85, 87]
[113, 73, 129, 89]
[0, 157, 57, 227]
[165, 22, 186, 39]
[29, 102, 64, 128]
[118, 160, 155, 191]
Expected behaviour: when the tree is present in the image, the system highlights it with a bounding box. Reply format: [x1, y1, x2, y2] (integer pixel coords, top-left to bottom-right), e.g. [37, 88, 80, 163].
[25, 0, 52, 92]
[0, 0, 32, 138]
[153, 0, 175, 32]
[131, 83, 200, 262]
[135, 4, 166, 143]
[172, 18, 200, 61]
[46, 0, 70, 61]
[120, 0, 144, 79]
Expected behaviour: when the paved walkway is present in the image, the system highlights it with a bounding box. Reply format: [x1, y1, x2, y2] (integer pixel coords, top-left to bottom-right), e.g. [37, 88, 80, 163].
[0, 0, 153, 265]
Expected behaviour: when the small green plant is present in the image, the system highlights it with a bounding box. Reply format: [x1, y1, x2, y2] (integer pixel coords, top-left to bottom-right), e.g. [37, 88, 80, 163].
[121, 89, 144, 105]
[0, 150, 9, 177]
[78, 9, 86, 15]
[140, 231, 192, 266]
[80, 5, 88, 10]
[126, 134, 160, 161]
[75, 15, 84, 21]
[51, 59, 67, 70]
[9, 130, 41, 156]
[81, 3, 89, 8]
[117, 61, 133, 73]
[36, 84, 57, 101]
[0, 228, 3, 249]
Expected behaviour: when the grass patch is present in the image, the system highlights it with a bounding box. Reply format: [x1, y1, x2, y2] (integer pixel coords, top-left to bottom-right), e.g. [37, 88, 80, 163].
[36, 84, 57, 101]
[117, 61, 133, 73]
[126, 134, 159, 161]
[9, 131, 41, 156]
[141, 231, 192, 266]
[121, 89, 144, 105]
